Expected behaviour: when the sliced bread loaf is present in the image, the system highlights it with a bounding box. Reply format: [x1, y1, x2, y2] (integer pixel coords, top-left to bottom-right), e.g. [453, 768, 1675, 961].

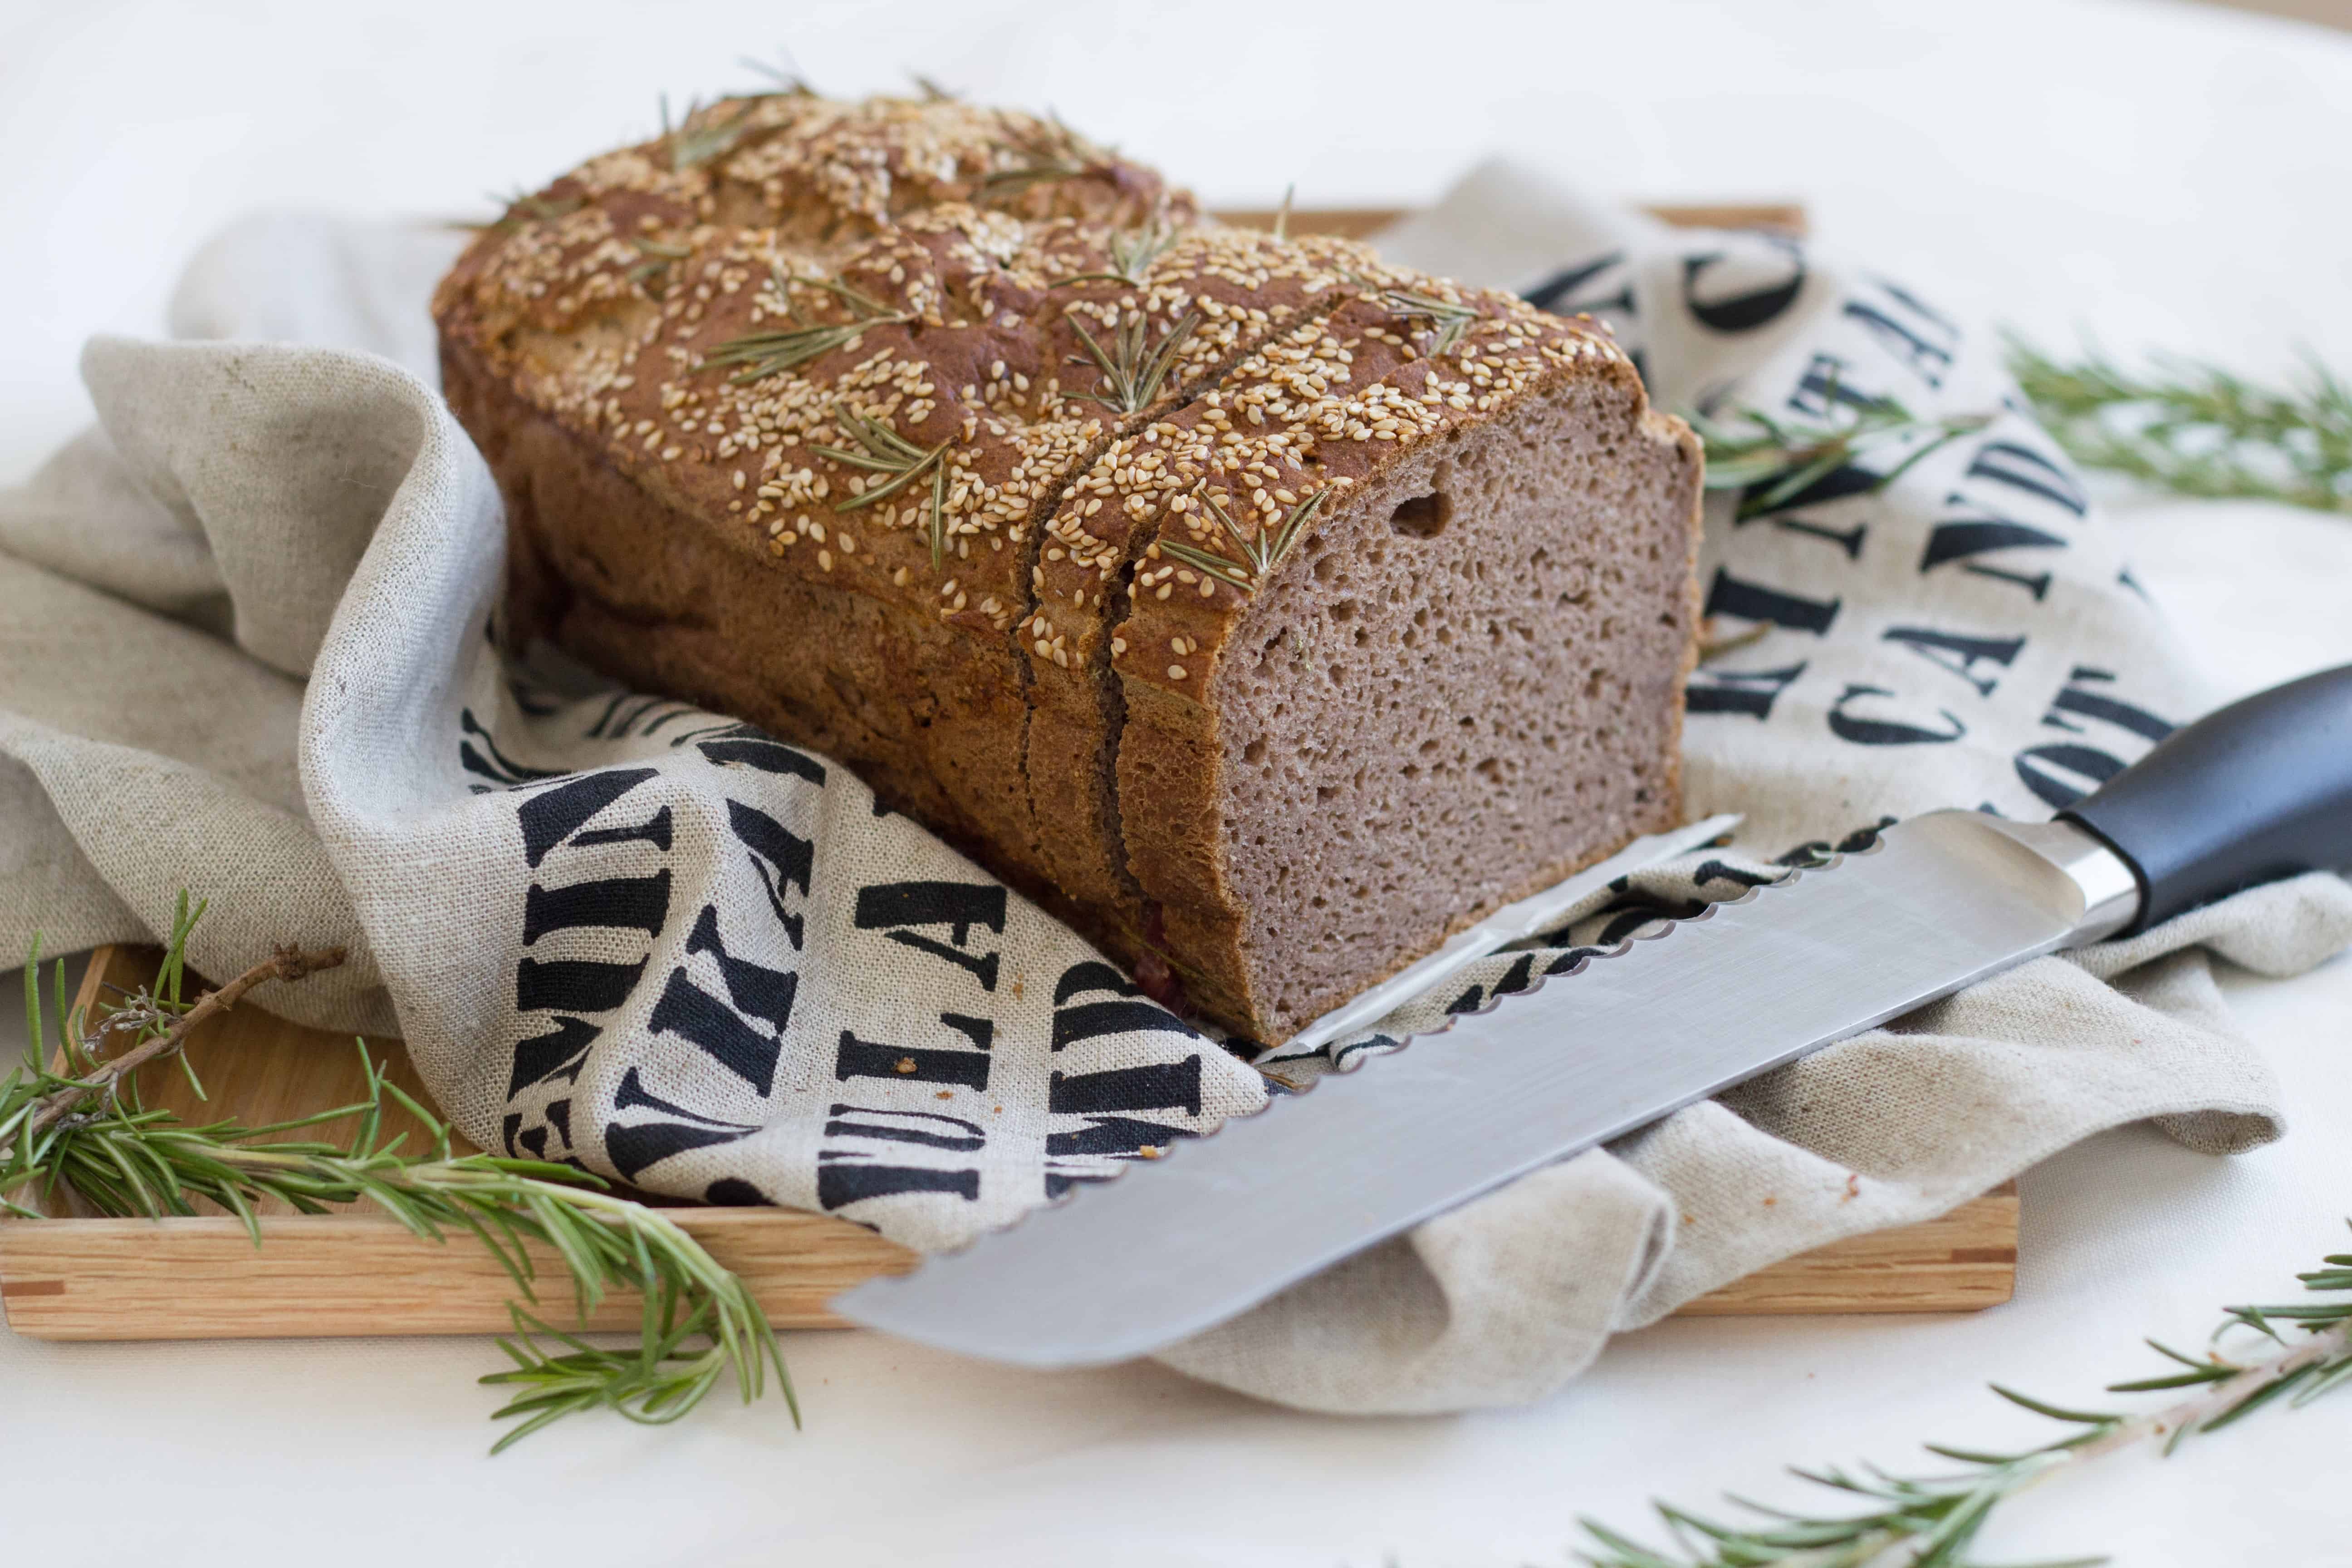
[434, 93, 1702, 1043]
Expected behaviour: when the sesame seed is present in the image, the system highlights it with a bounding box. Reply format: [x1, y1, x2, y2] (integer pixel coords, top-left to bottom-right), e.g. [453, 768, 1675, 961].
[1167, 664, 1187, 680]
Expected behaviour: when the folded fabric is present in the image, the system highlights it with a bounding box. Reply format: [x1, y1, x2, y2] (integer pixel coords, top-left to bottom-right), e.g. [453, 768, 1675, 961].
[3, 181, 2342, 1415]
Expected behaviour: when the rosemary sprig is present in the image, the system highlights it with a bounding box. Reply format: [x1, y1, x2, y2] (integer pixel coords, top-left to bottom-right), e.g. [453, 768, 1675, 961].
[2007, 336, 2352, 514]
[2, 899, 796, 1455]
[1581, 1230, 2352, 1567]
[1049, 216, 1185, 289]
[1382, 287, 1481, 357]
[1688, 392, 1993, 519]
[737, 55, 816, 98]
[702, 265, 912, 383]
[977, 111, 1109, 199]
[474, 187, 583, 235]
[1065, 305, 1201, 415]
[814, 410, 953, 570]
[627, 237, 691, 287]
[661, 93, 760, 172]
[1153, 485, 1327, 593]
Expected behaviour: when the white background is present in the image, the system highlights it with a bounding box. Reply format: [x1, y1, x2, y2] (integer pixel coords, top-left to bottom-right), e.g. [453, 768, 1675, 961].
[6, 0, 2352, 1563]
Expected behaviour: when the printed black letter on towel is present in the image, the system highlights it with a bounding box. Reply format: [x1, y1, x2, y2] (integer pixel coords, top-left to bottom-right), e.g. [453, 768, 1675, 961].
[1043, 962, 1207, 1197]
[854, 881, 1006, 990]
[502, 768, 672, 1156]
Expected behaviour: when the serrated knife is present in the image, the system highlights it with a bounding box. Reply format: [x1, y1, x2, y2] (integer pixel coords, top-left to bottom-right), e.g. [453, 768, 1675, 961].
[835, 665, 2352, 1367]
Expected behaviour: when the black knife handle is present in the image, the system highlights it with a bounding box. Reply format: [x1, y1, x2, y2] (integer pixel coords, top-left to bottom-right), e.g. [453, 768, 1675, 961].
[2060, 662, 2352, 936]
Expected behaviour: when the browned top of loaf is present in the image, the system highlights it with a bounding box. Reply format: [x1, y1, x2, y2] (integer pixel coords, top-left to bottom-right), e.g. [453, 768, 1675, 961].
[434, 97, 1385, 637]
[436, 90, 1632, 730]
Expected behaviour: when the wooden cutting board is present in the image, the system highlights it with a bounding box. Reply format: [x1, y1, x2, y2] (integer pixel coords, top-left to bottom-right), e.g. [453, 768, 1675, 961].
[0, 944, 2016, 1341]
[0, 200, 2017, 1343]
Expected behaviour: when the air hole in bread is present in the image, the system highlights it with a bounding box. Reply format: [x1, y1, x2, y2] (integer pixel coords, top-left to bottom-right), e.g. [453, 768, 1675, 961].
[1390, 490, 1451, 538]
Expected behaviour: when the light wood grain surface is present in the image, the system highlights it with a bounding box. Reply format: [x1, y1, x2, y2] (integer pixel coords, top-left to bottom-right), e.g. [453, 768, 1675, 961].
[0, 943, 2015, 1340]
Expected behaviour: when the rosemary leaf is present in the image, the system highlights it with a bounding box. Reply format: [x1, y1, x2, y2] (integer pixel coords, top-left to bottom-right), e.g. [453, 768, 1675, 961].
[627, 237, 692, 287]
[812, 411, 953, 569]
[1065, 305, 1200, 415]
[1382, 288, 1481, 358]
[1049, 216, 1185, 290]
[1153, 537, 1253, 590]
[702, 267, 912, 383]
[2006, 335, 2352, 514]
[474, 188, 583, 235]
[662, 93, 760, 172]
[1580, 1226, 2352, 1568]
[1686, 391, 1993, 520]
[1154, 487, 1327, 595]
[737, 56, 816, 98]
[978, 111, 1107, 199]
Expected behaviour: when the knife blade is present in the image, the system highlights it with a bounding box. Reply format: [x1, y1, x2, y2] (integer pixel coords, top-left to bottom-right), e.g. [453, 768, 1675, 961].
[835, 664, 2352, 1367]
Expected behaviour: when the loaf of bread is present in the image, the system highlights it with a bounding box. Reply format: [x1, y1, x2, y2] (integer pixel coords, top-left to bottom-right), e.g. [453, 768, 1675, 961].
[434, 92, 1703, 1044]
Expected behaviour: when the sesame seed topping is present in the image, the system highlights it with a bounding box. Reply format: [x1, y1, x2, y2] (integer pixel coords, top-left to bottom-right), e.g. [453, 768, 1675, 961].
[446, 93, 1623, 753]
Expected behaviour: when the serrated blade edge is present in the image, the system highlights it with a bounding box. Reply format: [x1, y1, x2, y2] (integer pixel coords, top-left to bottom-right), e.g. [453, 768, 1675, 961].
[833, 810, 2097, 1367]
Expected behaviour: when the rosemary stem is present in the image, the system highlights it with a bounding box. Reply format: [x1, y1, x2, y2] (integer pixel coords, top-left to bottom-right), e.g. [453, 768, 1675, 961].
[6, 898, 793, 1451]
[2078, 1315, 2352, 1462]
[24, 946, 346, 1139]
[1583, 1279, 2352, 1567]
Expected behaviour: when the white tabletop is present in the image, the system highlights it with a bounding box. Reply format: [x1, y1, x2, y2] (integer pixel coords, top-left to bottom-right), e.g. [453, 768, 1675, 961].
[6, 1, 2352, 1562]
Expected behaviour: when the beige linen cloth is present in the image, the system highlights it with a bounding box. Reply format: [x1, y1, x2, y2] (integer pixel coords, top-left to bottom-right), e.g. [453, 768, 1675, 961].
[4, 172, 2347, 1416]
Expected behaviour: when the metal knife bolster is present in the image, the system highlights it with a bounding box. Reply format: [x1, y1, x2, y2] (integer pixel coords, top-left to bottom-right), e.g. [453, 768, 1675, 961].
[833, 811, 2141, 1367]
[1970, 813, 2142, 947]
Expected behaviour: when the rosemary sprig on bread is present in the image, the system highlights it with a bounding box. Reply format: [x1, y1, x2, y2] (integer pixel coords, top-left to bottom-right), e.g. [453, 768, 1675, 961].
[977, 110, 1112, 197]
[1051, 217, 1185, 289]
[1381, 287, 1481, 357]
[702, 268, 912, 382]
[813, 410, 954, 569]
[1065, 305, 1201, 415]
[662, 93, 761, 171]
[1152, 486, 1327, 593]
